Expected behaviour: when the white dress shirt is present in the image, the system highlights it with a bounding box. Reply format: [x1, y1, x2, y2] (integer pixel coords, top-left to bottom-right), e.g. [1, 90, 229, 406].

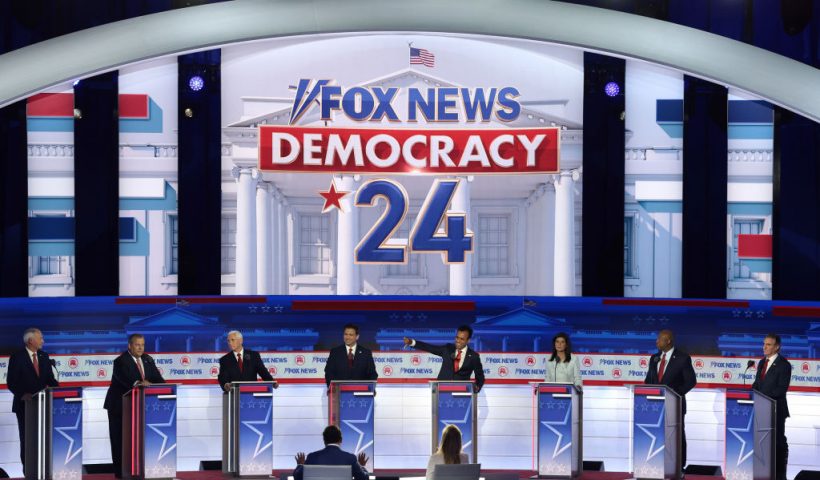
[425, 452, 469, 480]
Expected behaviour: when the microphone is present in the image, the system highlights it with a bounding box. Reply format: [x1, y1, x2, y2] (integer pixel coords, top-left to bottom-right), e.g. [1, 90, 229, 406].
[743, 360, 755, 388]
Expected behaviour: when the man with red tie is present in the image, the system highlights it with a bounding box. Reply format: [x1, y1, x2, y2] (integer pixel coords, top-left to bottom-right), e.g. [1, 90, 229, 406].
[644, 329, 696, 470]
[6, 328, 59, 470]
[218, 330, 274, 392]
[403, 325, 485, 392]
[752, 334, 791, 480]
[104, 333, 165, 478]
[324, 324, 378, 387]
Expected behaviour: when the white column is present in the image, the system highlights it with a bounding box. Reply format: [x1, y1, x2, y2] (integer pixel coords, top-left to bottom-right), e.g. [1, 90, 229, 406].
[278, 199, 289, 294]
[448, 176, 472, 295]
[256, 182, 272, 294]
[234, 166, 258, 294]
[553, 170, 577, 296]
[335, 175, 360, 295]
[270, 188, 281, 294]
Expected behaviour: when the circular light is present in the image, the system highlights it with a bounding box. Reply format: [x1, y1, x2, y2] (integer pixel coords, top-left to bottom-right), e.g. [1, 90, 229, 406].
[604, 82, 620, 97]
[188, 75, 205, 92]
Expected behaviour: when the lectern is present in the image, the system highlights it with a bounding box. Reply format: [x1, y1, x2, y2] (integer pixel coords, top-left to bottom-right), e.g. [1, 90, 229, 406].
[630, 385, 682, 480]
[533, 383, 582, 478]
[24, 386, 83, 480]
[431, 381, 477, 462]
[328, 380, 375, 471]
[223, 381, 277, 477]
[122, 384, 177, 480]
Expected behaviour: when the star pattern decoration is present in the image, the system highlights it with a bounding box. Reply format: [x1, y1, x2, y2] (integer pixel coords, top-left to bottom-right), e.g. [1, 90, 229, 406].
[146, 402, 178, 462]
[389, 313, 399, 320]
[541, 406, 572, 460]
[635, 407, 666, 462]
[319, 180, 349, 213]
[261, 305, 271, 313]
[728, 411, 755, 466]
[439, 396, 474, 454]
[341, 399, 375, 455]
[54, 404, 83, 465]
[274, 305, 284, 313]
[241, 401, 273, 459]
[249, 305, 258, 313]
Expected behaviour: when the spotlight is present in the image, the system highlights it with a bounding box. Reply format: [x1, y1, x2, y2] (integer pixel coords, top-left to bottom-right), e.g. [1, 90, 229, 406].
[188, 75, 205, 92]
[604, 82, 620, 97]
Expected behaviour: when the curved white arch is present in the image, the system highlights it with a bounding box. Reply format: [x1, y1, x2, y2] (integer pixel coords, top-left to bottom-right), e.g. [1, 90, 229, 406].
[1, 0, 819, 121]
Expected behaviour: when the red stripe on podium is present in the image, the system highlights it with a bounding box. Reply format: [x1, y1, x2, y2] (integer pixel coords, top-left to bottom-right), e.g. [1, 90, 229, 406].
[340, 385, 370, 391]
[239, 385, 269, 393]
[539, 386, 570, 393]
[145, 387, 173, 395]
[634, 388, 662, 395]
[726, 391, 752, 399]
[52, 390, 80, 398]
[439, 385, 469, 392]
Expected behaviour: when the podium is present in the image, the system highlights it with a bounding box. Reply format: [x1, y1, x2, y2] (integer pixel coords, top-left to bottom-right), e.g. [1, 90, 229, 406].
[24, 387, 83, 480]
[223, 381, 277, 477]
[724, 389, 776, 480]
[630, 385, 682, 480]
[328, 380, 376, 471]
[122, 384, 178, 480]
[431, 381, 477, 462]
[533, 383, 582, 478]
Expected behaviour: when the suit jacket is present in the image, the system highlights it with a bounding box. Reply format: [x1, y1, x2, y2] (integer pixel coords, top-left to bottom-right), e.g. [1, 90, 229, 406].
[752, 355, 791, 420]
[293, 445, 369, 480]
[644, 348, 696, 414]
[414, 340, 485, 391]
[324, 344, 378, 386]
[218, 349, 274, 390]
[6, 348, 59, 413]
[103, 351, 166, 413]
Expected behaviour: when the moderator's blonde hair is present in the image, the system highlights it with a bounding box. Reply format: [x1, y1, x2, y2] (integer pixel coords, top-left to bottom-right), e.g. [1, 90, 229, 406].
[437, 424, 463, 464]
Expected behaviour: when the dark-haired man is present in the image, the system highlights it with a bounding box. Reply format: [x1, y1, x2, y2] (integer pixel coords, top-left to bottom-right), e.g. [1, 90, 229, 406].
[325, 324, 378, 387]
[104, 333, 165, 478]
[752, 333, 791, 480]
[293, 425, 369, 480]
[403, 325, 485, 392]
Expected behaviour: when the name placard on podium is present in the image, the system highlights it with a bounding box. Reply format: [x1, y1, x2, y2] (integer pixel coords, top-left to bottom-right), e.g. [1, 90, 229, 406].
[223, 381, 276, 477]
[431, 381, 477, 463]
[329, 381, 376, 471]
[123, 384, 178, 480]
[534, 383, 582, 478]
[25, 386, 84, 480]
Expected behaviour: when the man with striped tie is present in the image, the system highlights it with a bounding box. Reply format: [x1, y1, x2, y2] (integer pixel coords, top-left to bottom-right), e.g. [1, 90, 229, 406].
[644, 329, 696, 470]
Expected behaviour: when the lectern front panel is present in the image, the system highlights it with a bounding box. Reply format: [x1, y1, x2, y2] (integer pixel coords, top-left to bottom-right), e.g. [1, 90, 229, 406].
[51, 389, 83, 480]
[142, 385, 177, 479]
[726, 390, 755, 480]
[632, 387, 667, 480]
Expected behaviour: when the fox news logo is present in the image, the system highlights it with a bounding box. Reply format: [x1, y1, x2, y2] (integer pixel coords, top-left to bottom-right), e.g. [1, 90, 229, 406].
[289, 79, 521, 124]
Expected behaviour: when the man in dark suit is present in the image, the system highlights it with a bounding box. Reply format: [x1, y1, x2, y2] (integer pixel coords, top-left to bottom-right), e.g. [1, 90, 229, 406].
[644, 329, 696, 469]
[752, 333, 791, 480]
[293, 425, 369, 480]
[104, 333, 165, 478]
[324, 324, 377, 387]
[218, 330, 275, 392]
[6, 327, 59, 469]
[403, 325, 485, 392]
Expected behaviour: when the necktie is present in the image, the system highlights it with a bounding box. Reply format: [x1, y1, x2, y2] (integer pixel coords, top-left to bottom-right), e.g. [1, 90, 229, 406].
[32, 353, 40, 377]
[761, 358, 769, 379]
[658, 353, 666, 382]
[453, 349, 462, 373]
[237, 353, 243, 373]
[137, 358, 145, 380]
[348, 348, 354, 368]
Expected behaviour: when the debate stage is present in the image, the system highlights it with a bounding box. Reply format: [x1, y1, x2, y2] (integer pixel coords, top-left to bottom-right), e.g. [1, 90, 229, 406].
[7, 472, 723, 480]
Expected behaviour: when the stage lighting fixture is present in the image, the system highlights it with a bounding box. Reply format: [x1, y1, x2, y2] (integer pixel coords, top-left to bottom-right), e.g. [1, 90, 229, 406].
[604, 81, 620, 97]
[188, 75, 205, 92]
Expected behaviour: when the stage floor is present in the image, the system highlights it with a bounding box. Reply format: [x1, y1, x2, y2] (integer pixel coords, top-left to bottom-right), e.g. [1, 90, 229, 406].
[9, 471, 723, 480]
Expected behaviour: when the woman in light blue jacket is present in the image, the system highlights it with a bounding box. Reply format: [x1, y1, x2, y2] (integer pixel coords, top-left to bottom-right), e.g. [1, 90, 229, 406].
[545, 332, 582, 388]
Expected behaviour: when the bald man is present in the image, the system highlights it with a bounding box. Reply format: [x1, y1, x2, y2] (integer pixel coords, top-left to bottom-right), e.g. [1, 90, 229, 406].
[644, 329, 696, 469]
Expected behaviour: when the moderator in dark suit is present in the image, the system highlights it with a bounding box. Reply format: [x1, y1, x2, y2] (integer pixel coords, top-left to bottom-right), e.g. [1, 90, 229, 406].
[643, 330, 696, 468]
[406, 325, 485, 392]
[752, 334, 791, 480]
[293, 445, 369, 480]
[6, 328, 59, 467]
[218, 348, 274, 390]
[104, 335, 165, 478]
[324, 344, 378, 386]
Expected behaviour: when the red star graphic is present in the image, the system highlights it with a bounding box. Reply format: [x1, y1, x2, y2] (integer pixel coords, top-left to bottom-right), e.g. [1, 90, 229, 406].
[318, 180, 349, 213]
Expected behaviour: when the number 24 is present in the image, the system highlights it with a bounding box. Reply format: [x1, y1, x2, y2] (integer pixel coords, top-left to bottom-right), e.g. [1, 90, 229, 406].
[354, 179, 473, 264]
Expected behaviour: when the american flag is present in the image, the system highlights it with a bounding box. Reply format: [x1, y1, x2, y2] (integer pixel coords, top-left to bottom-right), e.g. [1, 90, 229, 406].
[410, 47, 435, 67]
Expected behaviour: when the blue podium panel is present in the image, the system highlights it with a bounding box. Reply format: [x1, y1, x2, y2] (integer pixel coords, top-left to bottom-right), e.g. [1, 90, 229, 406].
[431, 381, 477, 463]
[631, 386, 681, 480]
[725, 390, 754, 480]
[51, 388, 84, 480]
[237, 384, 274, 476]
[535, 383, 581, 478]
[329, 381, 376, 471]
[142, 385, 177, 479]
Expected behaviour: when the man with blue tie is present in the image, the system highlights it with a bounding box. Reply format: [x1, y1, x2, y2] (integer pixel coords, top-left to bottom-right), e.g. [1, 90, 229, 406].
[293, 425, 369, 480]
[752, 334, 791, 480]
[644, 329, 696, 469]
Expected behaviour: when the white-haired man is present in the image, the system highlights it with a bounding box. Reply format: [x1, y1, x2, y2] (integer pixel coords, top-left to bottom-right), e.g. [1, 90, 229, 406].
[217, 330, 275, 391]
